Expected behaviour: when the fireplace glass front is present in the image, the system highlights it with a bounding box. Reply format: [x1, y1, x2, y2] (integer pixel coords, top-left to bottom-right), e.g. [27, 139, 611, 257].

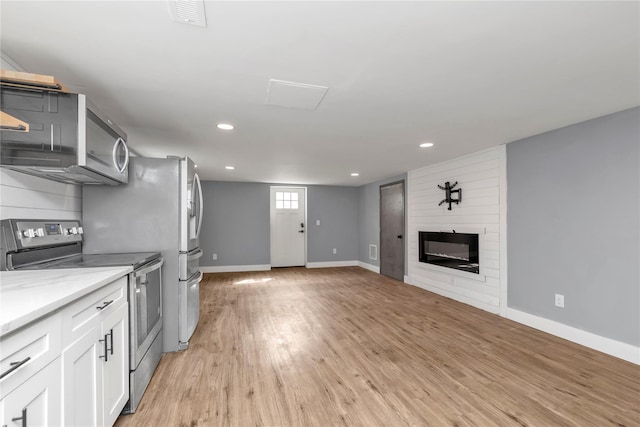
[419, 231, 479, 274]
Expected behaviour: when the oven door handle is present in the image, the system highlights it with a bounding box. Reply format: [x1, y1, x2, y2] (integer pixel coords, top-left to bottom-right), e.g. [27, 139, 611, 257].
[134, 258, 164, 277]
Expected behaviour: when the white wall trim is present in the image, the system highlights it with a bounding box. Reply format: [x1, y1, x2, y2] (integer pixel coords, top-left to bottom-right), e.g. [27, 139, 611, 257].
[201, 264, 271, 273]
[357, 261, 380, 274]
[506, 308, 640, 365]
[306, 260, 358, 268]
[498, 144, 509, 317]
[406, 275, 500, 314]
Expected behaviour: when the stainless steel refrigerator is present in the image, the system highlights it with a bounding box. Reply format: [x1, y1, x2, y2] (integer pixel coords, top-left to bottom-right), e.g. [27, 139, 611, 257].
[82, 156, 204, 352]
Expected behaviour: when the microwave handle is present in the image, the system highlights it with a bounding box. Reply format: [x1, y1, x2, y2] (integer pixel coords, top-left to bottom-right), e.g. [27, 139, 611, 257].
[112, 137, 130, 174]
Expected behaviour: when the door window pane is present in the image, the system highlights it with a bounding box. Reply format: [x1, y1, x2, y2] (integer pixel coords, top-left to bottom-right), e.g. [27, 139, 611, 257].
[275, 191, 300, 210]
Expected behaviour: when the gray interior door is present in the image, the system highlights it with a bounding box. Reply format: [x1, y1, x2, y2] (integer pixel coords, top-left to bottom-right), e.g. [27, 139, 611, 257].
[380, 181, 405, 281]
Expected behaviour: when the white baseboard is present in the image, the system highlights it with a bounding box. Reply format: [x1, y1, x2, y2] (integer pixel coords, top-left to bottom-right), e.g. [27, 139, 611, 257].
[506, 308, 639, 365]
[200, 264, 271, 273]
[357, 261, 380, 274]
[306, 260, 358, 268]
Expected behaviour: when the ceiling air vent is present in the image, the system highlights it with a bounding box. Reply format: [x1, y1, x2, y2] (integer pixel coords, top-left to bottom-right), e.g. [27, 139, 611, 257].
[265, 79, 329, 111]
[168, 0, 207, 28]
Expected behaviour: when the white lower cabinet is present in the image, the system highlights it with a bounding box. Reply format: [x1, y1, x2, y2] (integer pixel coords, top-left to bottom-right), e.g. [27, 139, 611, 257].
[0, 275, 129, 427]
[62, 328, 102, 426]
[62, 277, 129, 427]
[101, 302, 129, 427]
[0, 359, 61, 427]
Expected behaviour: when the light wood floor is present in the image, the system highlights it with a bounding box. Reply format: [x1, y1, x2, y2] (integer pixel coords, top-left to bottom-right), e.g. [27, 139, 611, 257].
[116, 267, 640, 427]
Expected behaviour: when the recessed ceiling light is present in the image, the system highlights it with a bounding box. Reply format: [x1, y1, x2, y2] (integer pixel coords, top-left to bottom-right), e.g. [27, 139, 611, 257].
[225, 166, 235, 170]
[351, 172, 359, 177]
[217, 123, 234, 130]
[419, 142, 434, 148]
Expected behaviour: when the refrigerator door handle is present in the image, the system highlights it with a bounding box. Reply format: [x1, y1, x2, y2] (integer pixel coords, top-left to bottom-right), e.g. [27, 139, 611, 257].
[187, 248, 203, 261]
[194, 172, 203, 239]
[187, 270, 203, 286]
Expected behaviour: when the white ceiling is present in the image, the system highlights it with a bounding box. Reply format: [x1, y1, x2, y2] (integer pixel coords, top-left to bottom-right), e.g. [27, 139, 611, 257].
[1, 1, 638, 185]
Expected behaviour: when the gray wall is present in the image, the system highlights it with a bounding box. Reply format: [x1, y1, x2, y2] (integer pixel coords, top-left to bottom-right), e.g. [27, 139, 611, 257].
[357, 174, 407, 270]
[507, 107, 639, 346]
[200, 181, 271, 266]
[307, 186, 358, 262]
[200, 181, 359, 267]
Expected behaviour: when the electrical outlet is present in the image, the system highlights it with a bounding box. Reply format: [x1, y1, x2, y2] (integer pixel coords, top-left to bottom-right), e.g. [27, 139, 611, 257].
[332, 248, 337, 254]
[212, 253, 217, 261]
[316, 220, 320, 226]
[555, 293, 565, 308]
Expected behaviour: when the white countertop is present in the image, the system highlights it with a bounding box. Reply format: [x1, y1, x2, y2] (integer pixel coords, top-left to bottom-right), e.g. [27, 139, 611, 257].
[0, 266, 132, 337]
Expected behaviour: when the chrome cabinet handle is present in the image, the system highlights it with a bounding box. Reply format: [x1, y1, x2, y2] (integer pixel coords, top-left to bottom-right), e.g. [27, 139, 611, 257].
[108, 328, 114, 355]
[99, 329, 114, 362]
[99, 334, 109, 362]
[11, 408, 27, 427]
[96, 300, 114, 310]
[0, 356, 31, 379]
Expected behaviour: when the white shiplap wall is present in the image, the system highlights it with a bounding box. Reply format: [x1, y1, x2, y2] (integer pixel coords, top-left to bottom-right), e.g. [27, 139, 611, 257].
[406, 146, 507, 315]
[0, 169, 81, 220]
[0, 53, 79, 219]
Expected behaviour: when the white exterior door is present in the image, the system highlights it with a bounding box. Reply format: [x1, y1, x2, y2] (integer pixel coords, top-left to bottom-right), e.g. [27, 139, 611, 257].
[270, 187, 306, 267]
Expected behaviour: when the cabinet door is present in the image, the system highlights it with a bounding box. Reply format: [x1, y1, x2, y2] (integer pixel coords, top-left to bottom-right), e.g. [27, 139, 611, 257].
[0, 359, 62, 427]
[101, 303, 129, 427]
[0, 88, 78, 154]
[62, 328, 102, 427]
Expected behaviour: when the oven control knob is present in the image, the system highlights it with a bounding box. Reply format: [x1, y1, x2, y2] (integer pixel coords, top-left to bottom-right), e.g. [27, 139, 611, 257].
[35, 228, 45, 237]
[66, 227, 78, 235]
[77, 227, 84, 235]
[22, 229, 36, 238]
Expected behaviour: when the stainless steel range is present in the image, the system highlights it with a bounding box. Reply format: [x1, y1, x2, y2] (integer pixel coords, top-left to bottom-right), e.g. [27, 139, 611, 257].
[0, 218, 163, 414]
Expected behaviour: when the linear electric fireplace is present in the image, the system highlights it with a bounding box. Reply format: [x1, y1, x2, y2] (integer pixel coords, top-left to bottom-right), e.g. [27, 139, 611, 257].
[419, 231, 479, 274]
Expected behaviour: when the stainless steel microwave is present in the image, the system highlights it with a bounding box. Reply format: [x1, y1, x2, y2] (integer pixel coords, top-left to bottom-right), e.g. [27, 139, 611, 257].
[0, 88, 129, 185]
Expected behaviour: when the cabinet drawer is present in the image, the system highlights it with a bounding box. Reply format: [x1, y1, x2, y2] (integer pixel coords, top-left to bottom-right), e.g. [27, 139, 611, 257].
[62, 276, 127, 349]
[0, 312, 61, 398]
